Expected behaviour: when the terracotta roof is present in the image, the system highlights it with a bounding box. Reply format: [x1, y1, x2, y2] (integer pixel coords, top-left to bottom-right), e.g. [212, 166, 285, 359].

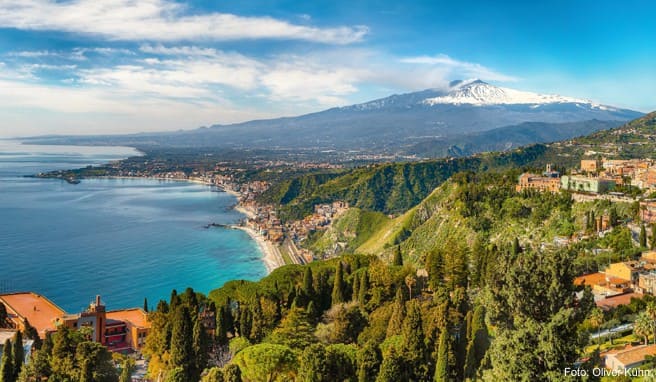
[106, 308, 150, 329]
[608, 344, 656, 367]
[596, 293, 643, 310]
[0, 292, 66, 337]
[574, 273, 629, 286]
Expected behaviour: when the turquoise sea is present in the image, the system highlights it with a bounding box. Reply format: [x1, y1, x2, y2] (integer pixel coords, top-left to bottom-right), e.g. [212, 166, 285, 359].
[0, 140, 267, 313]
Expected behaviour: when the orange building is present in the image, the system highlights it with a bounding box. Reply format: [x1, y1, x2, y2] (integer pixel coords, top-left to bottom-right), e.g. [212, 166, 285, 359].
[0, 292, 149, 353]
[581, 159, 600, 173]
[516, 173, 561, 193]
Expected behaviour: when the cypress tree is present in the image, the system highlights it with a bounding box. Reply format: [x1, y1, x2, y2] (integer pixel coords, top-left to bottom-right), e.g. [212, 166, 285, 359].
[170, 289, 180, 310]
[303, 268, 315, 300]
[143, 298, 149, 313]
[12, 331, 23, 380]
[471, 305, 490, 369]
[434, 330, 449, 382]
[652, 224, 656, 250]
[22, 319, 41, 350]
[286, 287, 297, 309]
[306, 301, 319, 324]
[156, 299, 169, 314]
[170, 306, 193, 379]
[590, 210, 596, 231]
[358, 271, 369, 306]
[239, 307, 252, 339]
[386, 288, 406, 337]
[216, 305, 229, 345]
[402, 300, 427, 380]
[393, 246, 403, 266]
[250, 296, 265, 342]
[352, 273, 360, 302]
[332, 263, 346, 305]
[357, 342, 381, 382]
[1, 339, 13, 382]
[192, 317, 208, 380]
[376, 347, 405, 382]
[641, 224, 648, 247]
[184, 287, 199, 313]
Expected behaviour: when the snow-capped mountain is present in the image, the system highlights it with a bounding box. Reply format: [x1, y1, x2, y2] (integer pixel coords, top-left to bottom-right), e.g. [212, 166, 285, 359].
[30, 80, 643, 157]
[423, 79, 595, 106]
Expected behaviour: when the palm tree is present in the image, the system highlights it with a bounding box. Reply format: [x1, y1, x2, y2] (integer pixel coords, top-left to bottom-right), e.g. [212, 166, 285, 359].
[646, 302, 656, 344]
[634, 311, 651, 345]
[589, 308, 604, 349]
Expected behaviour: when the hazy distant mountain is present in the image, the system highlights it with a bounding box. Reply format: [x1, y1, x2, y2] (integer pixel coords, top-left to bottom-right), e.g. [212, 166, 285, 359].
[26, 79, 642, 156]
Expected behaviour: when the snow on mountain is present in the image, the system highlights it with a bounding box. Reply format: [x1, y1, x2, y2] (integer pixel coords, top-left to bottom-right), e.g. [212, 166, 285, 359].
[423, 79, 611, 108]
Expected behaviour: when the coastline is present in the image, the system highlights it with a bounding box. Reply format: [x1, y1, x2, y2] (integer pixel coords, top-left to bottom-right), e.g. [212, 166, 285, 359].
[41, 173, 284, 274]
[232, 225, 285, 273]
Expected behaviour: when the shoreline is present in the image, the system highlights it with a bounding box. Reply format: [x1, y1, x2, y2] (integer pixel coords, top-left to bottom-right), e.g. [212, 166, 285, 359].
[98, 175, 284, 273]
[42, 173, 285, 274]
[231, 225, 285, 273]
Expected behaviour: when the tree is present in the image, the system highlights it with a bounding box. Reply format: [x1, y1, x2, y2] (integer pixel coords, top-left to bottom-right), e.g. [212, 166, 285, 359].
[646, 302, 656, 344]
[434, 330, 450, 382]
[216, 305, 229, 345]
[635, 311, 651, 345]
[165, 367, 186, 382]
[640, 224, 648, 247]
[357, 342, 381, 382]
[170, 306, 194, 379]
[119, 360, 133, 382]
[223, 364, 242, 382]
[482, 249, 594, 381]
[402, 300, 427, 380]
[12, 330, 23, 380]
[202, 367, 224, 382]
[233, 343, 297, 382]
[332, 263, 346, 304]
[193, 317, 209, 380]
[77, 341, 118, 382]
[1, 339, 14, 382]
[303, 268, 315, 303]
[0, 303, 7, 328]
[393, 247, 403, 266]
[298, 343, 329, 382]
[250, 297, 266, 342]
[465, 305, 489, 377]
[22, 319, 41, 350]
[588, 308, 604, 349]
[386, 288, 406, 338]
[144, 298, 149, 313]
[267, 307, 317, 350]
[376, 347, 406, 382]
[651, 224, 656, 250]
[358, 271, 369, 306]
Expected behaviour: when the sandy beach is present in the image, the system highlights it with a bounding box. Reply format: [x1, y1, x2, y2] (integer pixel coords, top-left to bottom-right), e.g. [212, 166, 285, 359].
[233, 225, 285, 273]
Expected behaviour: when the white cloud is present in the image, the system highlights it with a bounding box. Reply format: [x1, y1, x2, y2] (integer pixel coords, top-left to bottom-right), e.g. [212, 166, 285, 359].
[0, 0, 368, 44]
[400, 54, 519, 83]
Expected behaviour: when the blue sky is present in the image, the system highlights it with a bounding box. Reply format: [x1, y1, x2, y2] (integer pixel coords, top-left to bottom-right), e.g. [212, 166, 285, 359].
[0, 0, 654, 137]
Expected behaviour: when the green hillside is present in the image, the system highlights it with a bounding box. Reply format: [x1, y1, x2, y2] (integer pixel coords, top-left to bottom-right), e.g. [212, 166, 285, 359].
[306, 208, 390, 254]
[263, 144, 550, 221]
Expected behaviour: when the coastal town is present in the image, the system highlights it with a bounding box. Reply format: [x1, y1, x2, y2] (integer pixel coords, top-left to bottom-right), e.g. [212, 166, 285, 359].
[20, 151, 656, 376]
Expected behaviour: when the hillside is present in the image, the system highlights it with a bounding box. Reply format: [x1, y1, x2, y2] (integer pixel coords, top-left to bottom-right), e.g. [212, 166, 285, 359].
[261, 144, 551, 220]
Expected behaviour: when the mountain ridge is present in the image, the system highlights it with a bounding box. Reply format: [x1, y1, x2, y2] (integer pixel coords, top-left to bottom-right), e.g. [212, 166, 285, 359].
[23, 80, 642, 157]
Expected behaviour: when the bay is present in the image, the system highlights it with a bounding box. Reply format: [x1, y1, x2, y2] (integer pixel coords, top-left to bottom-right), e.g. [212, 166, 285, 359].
[0, 140, 266, 313]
